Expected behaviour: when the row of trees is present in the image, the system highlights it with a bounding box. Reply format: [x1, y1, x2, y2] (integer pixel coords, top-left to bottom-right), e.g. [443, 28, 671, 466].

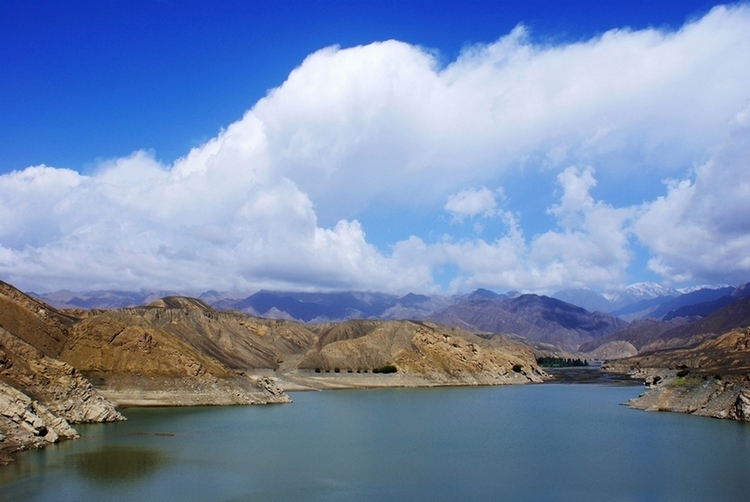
[313, 365, 398, 374]
[536, 356, 589, 367]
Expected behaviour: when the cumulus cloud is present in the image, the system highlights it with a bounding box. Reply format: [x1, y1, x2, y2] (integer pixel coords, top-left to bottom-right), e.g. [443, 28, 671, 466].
[254, 5, 750, 220]
[431, 167, 634, 292]
[444, 187, 500, 222]
[2, 5, 750, 293]
[633, 113, 750, 284]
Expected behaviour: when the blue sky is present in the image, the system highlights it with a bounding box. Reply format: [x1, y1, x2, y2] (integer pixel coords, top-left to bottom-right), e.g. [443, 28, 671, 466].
[1, 0, 749, 295]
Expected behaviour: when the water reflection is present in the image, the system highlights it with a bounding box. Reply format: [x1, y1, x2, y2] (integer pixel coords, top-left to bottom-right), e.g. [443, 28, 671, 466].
[73, 446, 167, 484]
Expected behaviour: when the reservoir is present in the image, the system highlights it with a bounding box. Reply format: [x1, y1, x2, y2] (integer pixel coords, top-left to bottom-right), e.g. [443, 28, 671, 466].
[2, 383, 750, 501]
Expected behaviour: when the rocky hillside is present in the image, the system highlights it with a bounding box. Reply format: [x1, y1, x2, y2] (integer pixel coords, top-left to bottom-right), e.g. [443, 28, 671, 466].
[293, 320, 544, 386]
[0, 280, 292, 464]
[579, 294, 750, 358]
[0, 282, 126, 464]
[1, 325, 125, 464]
[1, 279, 547, 463]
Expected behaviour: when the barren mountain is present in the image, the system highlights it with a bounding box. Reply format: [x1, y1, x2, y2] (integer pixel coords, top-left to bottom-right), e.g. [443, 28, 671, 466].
[580, 294, 750, 361]
[131, 297, 319, 369]
[0, 280, 293, 464]
[660, 283, 750, 321]
[296, 319, 544, 386]
[650, 285, 737, 320]
[0, 280, 76, 357]
[429, 294, 626, 352]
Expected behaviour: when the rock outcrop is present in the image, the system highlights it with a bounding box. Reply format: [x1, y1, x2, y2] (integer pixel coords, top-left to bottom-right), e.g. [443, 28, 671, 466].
[0, 285, 127, 463]
[604, 327, 750, 421]
[1, 380, 80, 465]
[585, 340, 638, 360]
[1, 328, 123, 423]
[622, 372, 750, 421]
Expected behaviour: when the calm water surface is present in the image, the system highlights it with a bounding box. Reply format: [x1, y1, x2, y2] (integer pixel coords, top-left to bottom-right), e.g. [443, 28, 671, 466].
[2, 384, 750, 501]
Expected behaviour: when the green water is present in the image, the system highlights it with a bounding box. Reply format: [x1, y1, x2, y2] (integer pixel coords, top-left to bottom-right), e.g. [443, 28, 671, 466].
[2, 384, 750, 501]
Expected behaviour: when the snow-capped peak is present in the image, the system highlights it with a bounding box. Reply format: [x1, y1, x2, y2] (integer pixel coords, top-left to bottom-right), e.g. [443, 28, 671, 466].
[603, 282, 678, 304]
[677, 284, 732, 294]
[625, 282, 679, 299]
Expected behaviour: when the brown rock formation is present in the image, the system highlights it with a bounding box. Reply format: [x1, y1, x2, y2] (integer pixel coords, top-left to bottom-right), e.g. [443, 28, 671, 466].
[1, 328, 123, 423]
[0, 280, 75, 357]
[0, 281, 294, 464]
[58, 309, 292, 406]
[604, 327, 750, 421]
[585, 340, 638, 360]
[0, 326, 124, 465]
[298, 320, 544, 385]
[0, 278, 554, 462]
[135, 298, 318, 369]
[1, 381, 79, 465]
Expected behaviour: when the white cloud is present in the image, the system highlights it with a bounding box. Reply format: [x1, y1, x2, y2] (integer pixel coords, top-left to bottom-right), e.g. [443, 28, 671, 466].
[2, 5, 750, 293]
[634, 116, 750, 284]
[252, 5, 750, 220]
[431, 168, 634, 292]
[444, 187, 500, 222]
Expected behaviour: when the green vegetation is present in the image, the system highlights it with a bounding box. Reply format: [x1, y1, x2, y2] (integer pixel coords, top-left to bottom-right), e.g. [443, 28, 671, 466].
[536, 356, 588, 367]
[372, 364, 398, 374]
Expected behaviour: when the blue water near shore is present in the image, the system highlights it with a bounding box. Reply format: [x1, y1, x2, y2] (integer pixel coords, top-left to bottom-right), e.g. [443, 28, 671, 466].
[2, 383, 750, 501]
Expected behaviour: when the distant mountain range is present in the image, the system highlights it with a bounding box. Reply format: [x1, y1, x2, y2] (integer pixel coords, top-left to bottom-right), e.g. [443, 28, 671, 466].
[32, 281, 743, 321]
[28, 281, 749, 353]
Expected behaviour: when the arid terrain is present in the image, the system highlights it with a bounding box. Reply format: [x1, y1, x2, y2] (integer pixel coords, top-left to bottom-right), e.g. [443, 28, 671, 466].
[0, 279, 542, 464]
[4, 275, 750, 465]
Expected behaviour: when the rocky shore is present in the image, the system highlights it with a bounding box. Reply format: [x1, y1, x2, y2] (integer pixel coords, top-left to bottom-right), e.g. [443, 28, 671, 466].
[0, 326, 125, 465]
[613, 368, 750, 421]
[602, 328, 750, 422]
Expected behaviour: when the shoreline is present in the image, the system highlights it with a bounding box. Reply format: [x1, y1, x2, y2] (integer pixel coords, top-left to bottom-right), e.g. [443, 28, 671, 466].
[264, 367, 544, 392]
